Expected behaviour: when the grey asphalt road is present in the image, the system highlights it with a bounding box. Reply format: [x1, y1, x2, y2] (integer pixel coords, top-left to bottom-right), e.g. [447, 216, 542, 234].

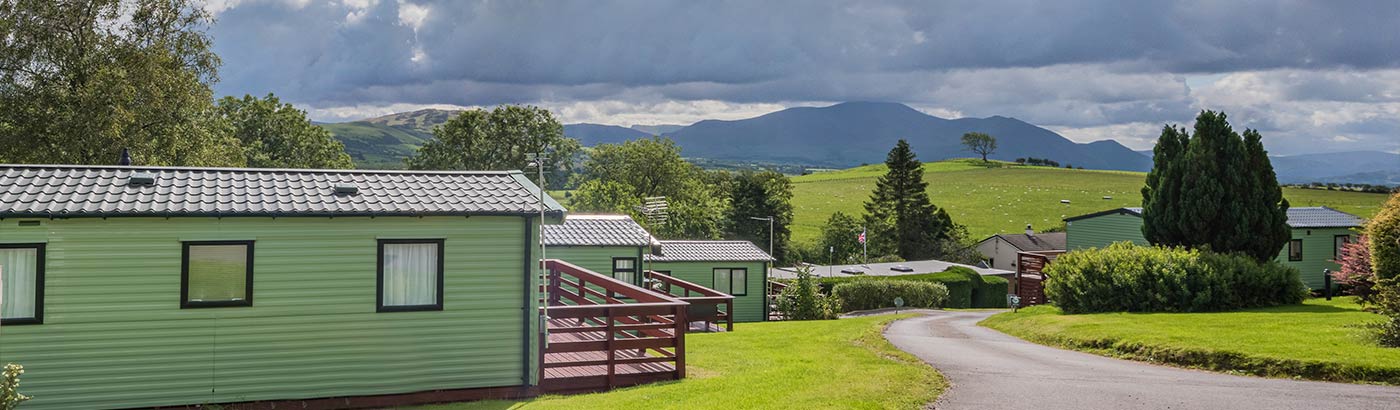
[884, 310, 1400, 410]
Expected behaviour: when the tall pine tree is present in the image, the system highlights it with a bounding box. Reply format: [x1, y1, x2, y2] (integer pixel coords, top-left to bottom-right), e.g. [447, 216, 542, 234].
[1142, 111, 1290, 262]
[863, 140, 955, 260]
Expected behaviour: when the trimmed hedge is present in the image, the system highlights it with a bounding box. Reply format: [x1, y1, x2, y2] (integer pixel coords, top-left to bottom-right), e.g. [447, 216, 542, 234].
[831, 280, 949, 312]
[814, 266, 1008, 308]
[1045, 242, 1307, 313]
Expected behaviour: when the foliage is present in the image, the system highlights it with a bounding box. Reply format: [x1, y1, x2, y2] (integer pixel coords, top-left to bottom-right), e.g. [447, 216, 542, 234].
[726, 170, 794, 263]
[216, 94, 353, 169]
[813, 267, 1007, 309]
[867, 254, 905, 264]
[405, 105, 580, 188]
[0, 0, 244, 166]
[981, 298, 1400, 384]
[788, 158, 1390, 245]
[1014, 157, 1061, 167]
[1370, 193, 1400, 281]
[862, 140, 957, 260]
[1044, 242, 1306, 314]
[818, 211, 863, 264]
[960, 132, 998, 162]
[572, 137, 728, 239]
[775, 266, 840, 320]
[1333, 235, 1378, 304]
[928, 224, 984, 265]
[0, 363, 28, 410]
[1373, 280, 1400, 348]
[1141, 111, 1291, 262]
[832, 280, 949, 312]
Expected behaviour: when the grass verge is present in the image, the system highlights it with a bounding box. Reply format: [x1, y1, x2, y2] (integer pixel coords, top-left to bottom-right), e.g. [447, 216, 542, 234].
[980, 297, 1400, 384]
[419, 314, 945, 410]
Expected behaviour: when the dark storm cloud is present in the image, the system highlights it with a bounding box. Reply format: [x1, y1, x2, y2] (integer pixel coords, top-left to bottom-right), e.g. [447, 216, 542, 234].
[207, 0, 1400, 155]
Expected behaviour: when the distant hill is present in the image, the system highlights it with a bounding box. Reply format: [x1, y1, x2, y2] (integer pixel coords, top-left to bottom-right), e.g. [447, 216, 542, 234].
[1270, 151, 1400, 185]
[319, 121, 431, 169]
[631, 124, 686, 135]
[667, 102, 1151, 171]
[562, 123, 652, 145]
[362, 108, 462, 134]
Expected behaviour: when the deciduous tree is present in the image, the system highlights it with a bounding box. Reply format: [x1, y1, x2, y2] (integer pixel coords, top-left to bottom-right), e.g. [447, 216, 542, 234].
[405, 105, 580, 188]
[572, 137, 728, 239]
[960, 132, 997, 162]
[0, 0, 242, 166]
[216, 94, 353, 169]
[726, 170, 793, 262]
[820, 211, 862, 264]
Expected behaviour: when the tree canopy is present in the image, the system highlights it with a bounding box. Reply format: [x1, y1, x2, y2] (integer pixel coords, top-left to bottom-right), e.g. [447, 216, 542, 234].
[819, 211, 863, 264]
[725, 170, 794, 263]
[405, 105, 579, 187]
[571, 137, 728, 239]
[863, 139, 957, 260]
[216, 94, 354, 169]
[1141, 110, 1290, 262]
[0, 0, 244, 166]
[960, 132, 998, 162]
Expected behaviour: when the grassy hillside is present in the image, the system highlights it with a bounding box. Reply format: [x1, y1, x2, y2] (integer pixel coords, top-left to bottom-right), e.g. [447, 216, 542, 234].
[319, 121, 432, 169]
[790, 159, 1391, 244]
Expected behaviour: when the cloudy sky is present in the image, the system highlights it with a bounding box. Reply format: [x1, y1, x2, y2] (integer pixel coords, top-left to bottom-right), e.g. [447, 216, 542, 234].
[206, 0, 1400, 155]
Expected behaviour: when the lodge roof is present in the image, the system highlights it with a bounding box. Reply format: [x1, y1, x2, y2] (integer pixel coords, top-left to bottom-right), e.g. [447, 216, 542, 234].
[542, 214, 655, 247]
[644, 240, 775, 262]
[1064, 206, 1363, 228]
[0, 164, 565, 218]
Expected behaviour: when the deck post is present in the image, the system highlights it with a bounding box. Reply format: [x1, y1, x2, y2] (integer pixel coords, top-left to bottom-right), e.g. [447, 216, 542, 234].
[725, 300, 734, 331]
[674, 304, 687, 379]
[605, 306, 616, 389]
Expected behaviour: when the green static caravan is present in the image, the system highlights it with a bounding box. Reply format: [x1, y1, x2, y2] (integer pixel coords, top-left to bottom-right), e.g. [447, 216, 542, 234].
[1064, 207, 1364, 289]
[0, 165, 565, 410]
[645, 241, 775, 322]
[541, 214, 656, 286]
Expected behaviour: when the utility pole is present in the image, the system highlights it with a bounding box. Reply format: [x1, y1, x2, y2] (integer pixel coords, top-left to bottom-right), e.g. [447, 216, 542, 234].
[527, 152, 547, 286]
[749, 216, 775, 257]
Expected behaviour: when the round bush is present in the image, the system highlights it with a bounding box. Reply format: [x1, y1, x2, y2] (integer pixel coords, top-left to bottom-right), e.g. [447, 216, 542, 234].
[831, 279, 949, 312]
[1044, 242, 1306, 313]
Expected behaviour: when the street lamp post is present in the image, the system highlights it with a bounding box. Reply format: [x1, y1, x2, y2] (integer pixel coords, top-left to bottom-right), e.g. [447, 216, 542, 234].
[748, 216, 775, 257]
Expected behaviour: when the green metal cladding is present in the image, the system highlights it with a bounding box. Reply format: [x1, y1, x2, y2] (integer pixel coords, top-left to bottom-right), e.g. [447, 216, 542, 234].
[644, 260, 768, 322]
[1065, 213, 1352, 289]
[0, 216, 540, 410]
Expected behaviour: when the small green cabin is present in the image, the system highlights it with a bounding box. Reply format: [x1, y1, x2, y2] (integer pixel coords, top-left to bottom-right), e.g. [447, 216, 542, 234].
[0, 165, 564, 409]
[542, 214, 655, 286]
[1064, 206, 1363, 289]
[646, 241, 774, 322]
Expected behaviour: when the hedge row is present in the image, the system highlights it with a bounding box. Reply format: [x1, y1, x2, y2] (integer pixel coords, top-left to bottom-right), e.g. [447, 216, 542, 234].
[1045, 242, 1307, 313]
[831, 280, 950, 312]
[815, 267, 1008, 308]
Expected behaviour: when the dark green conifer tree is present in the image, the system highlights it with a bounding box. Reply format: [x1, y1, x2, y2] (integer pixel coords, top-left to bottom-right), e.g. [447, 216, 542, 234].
[863, 140, 954, 260]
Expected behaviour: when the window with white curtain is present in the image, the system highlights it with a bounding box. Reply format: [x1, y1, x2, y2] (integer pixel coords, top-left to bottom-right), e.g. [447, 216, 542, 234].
[378, 240, 444, 312]
[0, 244, 44, 324]
[613, 257, 637, 285]
[712, 268, 748, 296]
[182, 241, 254, 308]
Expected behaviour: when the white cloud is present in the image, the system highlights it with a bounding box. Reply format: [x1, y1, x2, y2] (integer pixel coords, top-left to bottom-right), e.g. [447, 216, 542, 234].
[341, 0, 377, 24]
[396, 1, 429, 31]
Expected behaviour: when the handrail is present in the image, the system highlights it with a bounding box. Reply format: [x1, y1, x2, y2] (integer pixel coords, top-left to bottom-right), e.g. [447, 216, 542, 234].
[643, 270, 735, 331]
[541, 259, 689, 390]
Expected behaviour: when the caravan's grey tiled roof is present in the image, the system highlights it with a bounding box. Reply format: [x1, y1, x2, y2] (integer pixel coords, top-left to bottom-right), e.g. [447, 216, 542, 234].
[1285, 207, 1365, 228]
[0, 165, 565, 218]
[645, 240, 775, 262]
[542, 215, 654, 246]
[1067, 206, 1361, 228]
[991, 232, 1066, 252]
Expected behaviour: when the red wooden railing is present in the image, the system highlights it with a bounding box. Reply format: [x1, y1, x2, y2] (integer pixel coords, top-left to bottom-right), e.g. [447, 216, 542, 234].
[1015, 251, 1064, 306]
[643, 270, 735, 331]
[541, 259, 688, 392]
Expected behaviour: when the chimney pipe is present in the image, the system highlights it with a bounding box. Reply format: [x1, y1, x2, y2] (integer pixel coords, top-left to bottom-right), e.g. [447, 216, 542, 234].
[1025, 224, 1034, 236]
[118, 148, 132, 166]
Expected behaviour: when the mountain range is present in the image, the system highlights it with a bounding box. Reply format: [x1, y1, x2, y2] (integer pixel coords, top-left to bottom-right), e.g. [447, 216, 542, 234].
[318, 102, 1398, 184]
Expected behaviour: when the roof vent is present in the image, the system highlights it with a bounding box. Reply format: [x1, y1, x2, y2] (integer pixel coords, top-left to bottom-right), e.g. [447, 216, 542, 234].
[128, 172, 156, 186]
[333, 183, 359, 195]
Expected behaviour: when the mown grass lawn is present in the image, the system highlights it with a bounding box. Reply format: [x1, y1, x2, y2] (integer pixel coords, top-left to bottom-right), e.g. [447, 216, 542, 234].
[418, 315, 944, 410]
[980, 297, 1400, 384]
[789, 159, 1391, 244]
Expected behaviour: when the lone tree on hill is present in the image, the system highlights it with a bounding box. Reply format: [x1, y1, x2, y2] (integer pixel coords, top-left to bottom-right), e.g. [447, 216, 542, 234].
[864, 140, 956, 260]
[1141, 110, 1290, 262]
[960, 132, 998, 162]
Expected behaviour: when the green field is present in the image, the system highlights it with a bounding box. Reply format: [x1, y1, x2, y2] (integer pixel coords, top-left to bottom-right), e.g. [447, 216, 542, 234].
[980, 298, 1400, 384]
[421, 315, 944, 409]
[790, 159, 1391, 244]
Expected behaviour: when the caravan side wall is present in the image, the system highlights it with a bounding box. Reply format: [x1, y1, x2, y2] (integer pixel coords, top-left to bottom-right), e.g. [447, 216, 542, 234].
[646, 260, 767, 322]
[0, 216, 536, 409]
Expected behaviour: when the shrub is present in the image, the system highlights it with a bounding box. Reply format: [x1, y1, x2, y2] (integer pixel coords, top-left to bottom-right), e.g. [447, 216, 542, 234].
[774, 266, 840, 320]
[1333, 235, 1378, 304]
[1, 363, 29, 410]
[1372, 279, 1400, 347]
[815, 266, 1007, 308]
[867, 254, 906, 264]
[832, 280, 949, 312]
[1044, 242, 1306, 313]
[1370, 194, 1400, 281]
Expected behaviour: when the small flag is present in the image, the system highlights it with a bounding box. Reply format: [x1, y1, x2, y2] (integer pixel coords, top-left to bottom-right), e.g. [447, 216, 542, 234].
[858, 230, 866, 244]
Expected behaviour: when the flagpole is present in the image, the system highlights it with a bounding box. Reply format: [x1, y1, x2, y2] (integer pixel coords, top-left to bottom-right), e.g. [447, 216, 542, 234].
[860, 225, 867, 264]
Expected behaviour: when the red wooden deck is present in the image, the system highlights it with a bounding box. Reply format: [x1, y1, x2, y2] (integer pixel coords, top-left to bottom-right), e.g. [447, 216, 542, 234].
[540, 260, 688, 393]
